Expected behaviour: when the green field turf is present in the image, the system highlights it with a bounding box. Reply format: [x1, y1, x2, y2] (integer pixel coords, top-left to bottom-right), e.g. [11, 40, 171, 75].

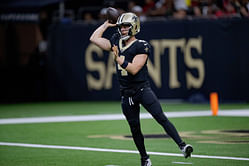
[0, 102, 248, 166]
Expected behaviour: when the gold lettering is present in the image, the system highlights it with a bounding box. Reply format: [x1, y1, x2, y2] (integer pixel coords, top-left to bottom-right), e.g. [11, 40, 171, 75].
[148, 40, 162, 88]
[117, 55, 128, 76]
[85, 44, 106, 90]
[161, 39, 185, 89]
[185, 37, 205, 89]
[85, 38, 205, 92]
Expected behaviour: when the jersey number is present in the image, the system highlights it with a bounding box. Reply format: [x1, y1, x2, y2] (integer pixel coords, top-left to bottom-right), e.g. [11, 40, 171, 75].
[118, 55, 128, 76]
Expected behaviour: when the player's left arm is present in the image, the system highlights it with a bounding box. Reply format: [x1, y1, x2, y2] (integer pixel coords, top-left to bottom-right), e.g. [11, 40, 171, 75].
[113, 45, 147, 75]
[124, 54, 147, 75]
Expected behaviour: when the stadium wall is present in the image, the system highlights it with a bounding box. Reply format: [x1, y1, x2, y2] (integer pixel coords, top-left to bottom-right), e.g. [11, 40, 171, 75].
[47, 18, 249, 102]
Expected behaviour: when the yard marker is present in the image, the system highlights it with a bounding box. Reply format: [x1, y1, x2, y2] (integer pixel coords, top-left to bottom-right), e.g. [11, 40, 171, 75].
[0, 142, 249, 161]
[210, 92, 219, 116]
[172, 161, 192, 165]
[1, 110, 249, 125]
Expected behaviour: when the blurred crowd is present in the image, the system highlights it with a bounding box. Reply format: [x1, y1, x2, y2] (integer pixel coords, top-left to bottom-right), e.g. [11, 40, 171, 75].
[78, 0, 249, 24]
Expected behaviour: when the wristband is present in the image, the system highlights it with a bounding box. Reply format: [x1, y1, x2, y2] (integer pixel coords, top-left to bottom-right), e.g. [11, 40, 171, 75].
[121, 60, 128, 69]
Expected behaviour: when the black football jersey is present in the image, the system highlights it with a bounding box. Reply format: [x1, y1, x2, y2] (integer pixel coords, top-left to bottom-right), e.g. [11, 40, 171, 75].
[110, 33, 151, 90]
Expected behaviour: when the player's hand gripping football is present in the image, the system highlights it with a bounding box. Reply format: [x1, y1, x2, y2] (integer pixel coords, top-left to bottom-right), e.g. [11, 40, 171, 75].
[103, 20, 116, 29]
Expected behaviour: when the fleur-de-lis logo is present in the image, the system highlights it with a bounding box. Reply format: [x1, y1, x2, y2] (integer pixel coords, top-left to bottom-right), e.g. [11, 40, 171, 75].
[144, 47, 149, 52]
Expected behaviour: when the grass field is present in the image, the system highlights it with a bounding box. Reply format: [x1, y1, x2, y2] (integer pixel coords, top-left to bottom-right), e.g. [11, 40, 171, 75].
[0, 102, 249, 166]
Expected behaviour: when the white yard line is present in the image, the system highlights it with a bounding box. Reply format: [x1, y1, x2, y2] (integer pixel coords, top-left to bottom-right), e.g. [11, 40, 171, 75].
[172, 162, 193, 165]
[0, 142, 248, 161]
[0, 109, 249, 125]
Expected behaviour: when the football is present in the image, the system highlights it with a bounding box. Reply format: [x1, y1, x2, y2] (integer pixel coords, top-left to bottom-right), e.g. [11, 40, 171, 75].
[106, 7, 120, 24]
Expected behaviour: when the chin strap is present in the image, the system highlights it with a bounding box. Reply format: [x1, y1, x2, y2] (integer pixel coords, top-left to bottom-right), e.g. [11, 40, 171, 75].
[118, 25, 132, 41]
[121, 35, 131, 41]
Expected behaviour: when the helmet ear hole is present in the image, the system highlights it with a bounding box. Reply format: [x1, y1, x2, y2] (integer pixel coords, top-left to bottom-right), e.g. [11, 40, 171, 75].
[128, 27, 132, 36]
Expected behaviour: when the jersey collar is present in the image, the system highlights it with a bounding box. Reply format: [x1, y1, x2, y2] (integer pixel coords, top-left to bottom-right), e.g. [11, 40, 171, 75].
[119, 39, 137, 53]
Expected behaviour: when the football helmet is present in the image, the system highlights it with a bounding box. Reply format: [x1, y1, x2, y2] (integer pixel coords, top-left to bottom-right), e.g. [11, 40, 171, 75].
[116, 12, 140, 40]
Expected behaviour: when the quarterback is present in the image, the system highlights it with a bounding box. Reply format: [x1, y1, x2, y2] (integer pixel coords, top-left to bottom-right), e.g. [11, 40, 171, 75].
[90, 12, 193, 166]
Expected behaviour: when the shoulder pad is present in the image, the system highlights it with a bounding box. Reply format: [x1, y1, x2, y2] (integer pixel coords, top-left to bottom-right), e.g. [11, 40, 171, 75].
[136, 40, 150, 54]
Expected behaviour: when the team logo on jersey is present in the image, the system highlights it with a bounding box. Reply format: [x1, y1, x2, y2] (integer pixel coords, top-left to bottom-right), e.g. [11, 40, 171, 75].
[144, 47, 149, 53]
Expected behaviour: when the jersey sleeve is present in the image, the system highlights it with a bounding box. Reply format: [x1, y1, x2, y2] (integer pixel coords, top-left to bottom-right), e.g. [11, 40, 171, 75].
[110, 33, 120, 47]
[136, 40, 151, 55]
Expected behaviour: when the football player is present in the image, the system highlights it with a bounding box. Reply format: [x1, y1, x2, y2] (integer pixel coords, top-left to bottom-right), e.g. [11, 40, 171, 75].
[90, 12, 193, 166]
